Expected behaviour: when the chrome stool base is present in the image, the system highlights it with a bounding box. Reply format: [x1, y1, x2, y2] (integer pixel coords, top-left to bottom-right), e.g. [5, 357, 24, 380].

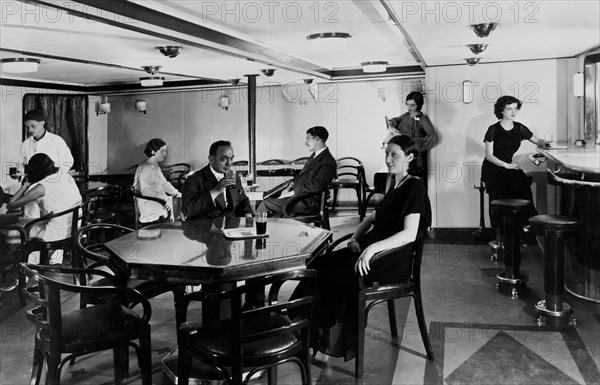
[535, 300, 576, 326]
[496, 272, 528, 298]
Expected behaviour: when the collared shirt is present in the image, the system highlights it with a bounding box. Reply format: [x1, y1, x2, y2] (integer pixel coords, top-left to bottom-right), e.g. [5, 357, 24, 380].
[312, 147, 327, 158]
[19, 131, 74, 174]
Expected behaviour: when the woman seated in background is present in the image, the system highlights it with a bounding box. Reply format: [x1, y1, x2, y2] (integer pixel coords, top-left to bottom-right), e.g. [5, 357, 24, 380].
[292, 135, 431, 361]
[482, 95, 548, 232]
[7, 153, 82, 265]
[134, 138, 181, 226]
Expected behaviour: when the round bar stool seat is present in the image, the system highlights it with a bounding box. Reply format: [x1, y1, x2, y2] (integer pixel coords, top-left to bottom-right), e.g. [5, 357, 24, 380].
[529, 215, 578, 326]
[491, 199, 531, 298]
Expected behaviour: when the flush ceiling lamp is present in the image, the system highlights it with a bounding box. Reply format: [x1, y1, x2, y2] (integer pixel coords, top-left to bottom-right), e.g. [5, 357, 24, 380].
[307, 32, 351, 41]
[468, 23, 498, 38]
[140, 65, 164, 87]
[465, 57, 481, 66]
[361, 61, 388, 73]
[466, 44, 489, 55]
[1, 57, 40, 73]
[307, 32, 351, 49]
[156, 46, 183, 58]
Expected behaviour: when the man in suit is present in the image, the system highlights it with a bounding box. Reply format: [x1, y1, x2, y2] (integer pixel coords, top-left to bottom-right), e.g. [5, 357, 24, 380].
[182, 140, 254, 220]
[257, 126, 337, 216]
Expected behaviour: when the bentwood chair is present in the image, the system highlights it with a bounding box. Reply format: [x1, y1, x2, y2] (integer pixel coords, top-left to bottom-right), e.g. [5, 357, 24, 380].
[82, 184, 122, 225]
[130, 186, 172, 229]
[177, 269, 318, 385]
[20, 263, 152, 385]
[326, 235, 434, 378]
[330, 157, 365, 215]
[162, 163, 191, 191]
[74, 223, 184, 308]
[18, 203, 87, 306]
[282, 189, 331, 230]
[0, 223, 27, 301]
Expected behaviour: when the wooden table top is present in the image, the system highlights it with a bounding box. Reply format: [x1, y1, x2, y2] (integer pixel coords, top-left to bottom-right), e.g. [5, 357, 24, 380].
[104, 216, 332, 285]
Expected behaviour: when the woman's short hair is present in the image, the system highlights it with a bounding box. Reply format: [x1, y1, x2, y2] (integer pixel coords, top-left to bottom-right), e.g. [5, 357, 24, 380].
[144, 138, 167, 157]
[406, 91, 424, 111]
[494, 95, 522, 119]
[27, 153, 59, 183]
[387, 135, 423, 176]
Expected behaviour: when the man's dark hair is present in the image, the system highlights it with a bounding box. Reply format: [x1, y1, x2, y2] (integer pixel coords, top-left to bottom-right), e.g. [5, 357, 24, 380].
[209, 140, 232, 156]
[23, 110, 45, 122]
[306, 126, 329, 142]
[494, 95, 522, 119]
[144, 138, 167, 157]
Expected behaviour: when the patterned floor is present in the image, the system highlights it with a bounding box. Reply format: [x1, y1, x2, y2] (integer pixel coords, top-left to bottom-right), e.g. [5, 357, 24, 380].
[1, 212, 599, 384]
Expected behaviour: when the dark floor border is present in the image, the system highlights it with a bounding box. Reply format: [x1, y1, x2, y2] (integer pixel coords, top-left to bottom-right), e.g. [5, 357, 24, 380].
[424, 321, 600, 385]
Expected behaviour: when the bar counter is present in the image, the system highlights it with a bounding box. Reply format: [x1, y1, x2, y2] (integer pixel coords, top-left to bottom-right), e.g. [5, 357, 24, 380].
[537, 144, 600, 302]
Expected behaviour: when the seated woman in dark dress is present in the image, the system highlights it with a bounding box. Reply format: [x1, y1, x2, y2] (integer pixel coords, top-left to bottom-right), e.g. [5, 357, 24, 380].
[293, 134, 431, 361]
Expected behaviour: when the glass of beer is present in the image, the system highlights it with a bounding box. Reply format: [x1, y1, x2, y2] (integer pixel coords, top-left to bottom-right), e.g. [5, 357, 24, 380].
[256, 211, 267, 235]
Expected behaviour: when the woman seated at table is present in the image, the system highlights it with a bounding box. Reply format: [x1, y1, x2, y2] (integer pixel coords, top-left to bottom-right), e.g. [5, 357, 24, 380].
[7, 153, 82, 265]
[134, 138, 181, 226]
[293, 134, 431, 360]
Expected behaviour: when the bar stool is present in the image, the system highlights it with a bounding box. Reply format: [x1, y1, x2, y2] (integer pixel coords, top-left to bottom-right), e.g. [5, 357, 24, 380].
[491, 198, 531, 298]
[529, 215, 578, 326]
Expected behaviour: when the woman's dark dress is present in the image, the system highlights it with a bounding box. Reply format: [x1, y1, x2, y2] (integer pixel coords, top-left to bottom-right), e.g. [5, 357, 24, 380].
[300, 177, 431, 361]
[481, 122, 537, 229]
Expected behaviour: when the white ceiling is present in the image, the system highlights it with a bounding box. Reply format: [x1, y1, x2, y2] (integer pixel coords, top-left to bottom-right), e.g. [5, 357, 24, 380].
[0, 0, 598, 90]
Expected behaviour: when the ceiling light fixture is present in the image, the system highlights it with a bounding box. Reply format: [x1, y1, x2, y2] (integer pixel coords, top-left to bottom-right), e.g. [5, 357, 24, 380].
[261, 69, 275, 77]
[361, 61, 388, 73]
[306, 32, 351, 41]
[468, 23, 498, 38]
[466, 44, 489, 54]
[465, 58, 481, 66]
[1, 57, 40, 73]
[140, 65, 164, 87]
[156, 46, 183, 58]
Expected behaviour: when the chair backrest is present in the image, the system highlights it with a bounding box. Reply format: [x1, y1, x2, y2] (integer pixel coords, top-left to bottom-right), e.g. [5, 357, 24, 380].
[163, 163, 191, 191]
[282, 188, 330, 230]
[258, 159, 290, 166]
[20, 262, 150, 346]
[290, 157, 309, 166]
[179, 269, 317, 378]
[82, 184, 122, 225]
[130, 186, 170, 228]
[358, 238, 425, 292]
[74, 223, 134, 283]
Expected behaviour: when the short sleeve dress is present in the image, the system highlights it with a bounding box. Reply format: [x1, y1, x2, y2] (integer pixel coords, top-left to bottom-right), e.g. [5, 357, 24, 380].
[299, 176, 431, 360]
[481, 121, 536, 227]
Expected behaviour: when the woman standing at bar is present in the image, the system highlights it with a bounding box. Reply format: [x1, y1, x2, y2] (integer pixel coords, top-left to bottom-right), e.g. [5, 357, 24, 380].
[482, 95, 547, 230]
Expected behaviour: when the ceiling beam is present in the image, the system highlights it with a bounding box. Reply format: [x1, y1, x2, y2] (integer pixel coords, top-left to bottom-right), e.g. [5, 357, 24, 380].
[20, 0, 334, 80]
[378, 0, 427, 69]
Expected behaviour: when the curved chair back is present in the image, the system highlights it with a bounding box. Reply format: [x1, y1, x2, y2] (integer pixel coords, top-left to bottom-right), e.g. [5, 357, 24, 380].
[130, 186, 171, 229]
[82, 184, 122, 225]
[177, 269, 318, 385]
[162, 163, 191, 191]
[20, 262, 152, 385]
[282, 188, 330, 230]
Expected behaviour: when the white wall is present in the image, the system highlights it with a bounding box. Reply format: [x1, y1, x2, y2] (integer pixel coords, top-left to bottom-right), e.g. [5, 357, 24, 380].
[102, 79, 423, 195]
[426, 58, 578, 227]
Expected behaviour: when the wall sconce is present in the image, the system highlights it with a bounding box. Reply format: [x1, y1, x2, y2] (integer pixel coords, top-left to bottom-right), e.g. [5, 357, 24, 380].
[377, 88, 387, 102]
[136, 100, 147, 114]
[462, 80, 474, 104]
[96, 96, 111, 116]
[219, 95, 229, 110]
[573, 72, 584, 97]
